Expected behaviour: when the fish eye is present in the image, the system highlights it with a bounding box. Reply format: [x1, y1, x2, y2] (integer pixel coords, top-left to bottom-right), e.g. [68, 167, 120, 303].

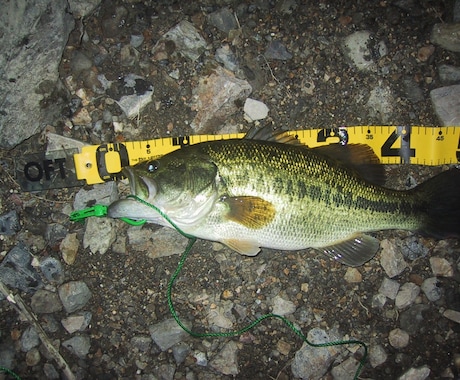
[147, 160, 160, 173]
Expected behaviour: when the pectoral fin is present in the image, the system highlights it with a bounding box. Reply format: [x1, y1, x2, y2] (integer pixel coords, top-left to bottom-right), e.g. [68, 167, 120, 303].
[222, 196, 275, 229]
[222, 239, 261, 256]
[318, 233, 379, 267]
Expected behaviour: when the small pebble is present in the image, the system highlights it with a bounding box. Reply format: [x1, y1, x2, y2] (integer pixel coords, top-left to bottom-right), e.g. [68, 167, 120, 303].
[398, 365, 430, 380]
[443, 309, 460, 324]
[389, 328, 410, 349]
[344, 267, 362, 283]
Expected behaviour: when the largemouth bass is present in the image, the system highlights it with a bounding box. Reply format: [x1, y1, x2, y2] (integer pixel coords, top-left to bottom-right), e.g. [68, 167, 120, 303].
[108, 127, 460, 267]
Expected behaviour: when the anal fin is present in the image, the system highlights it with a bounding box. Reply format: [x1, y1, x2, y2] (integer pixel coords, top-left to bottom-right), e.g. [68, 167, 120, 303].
[222, 239, 261, 256]
[318, 233, 379, 267]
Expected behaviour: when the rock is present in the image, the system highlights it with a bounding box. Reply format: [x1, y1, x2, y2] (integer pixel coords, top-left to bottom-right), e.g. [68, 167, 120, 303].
[243, 98, 269, 122]
[83, 217, 117, 254]
[369, 344, 387, 367]
[343, 267, 362, 283]
[399, 304, 429, 335]
[371, 293, 387, 309]
[366, 85, 394, 124]
[342, 31, 374, 71]
[264, 40, 292, 60]
[100, 5, 128, 38]
[331, 356, 360, 380]
[215, 45, 239, 72]
[379, 277, 400, 300]
[430, 84, 460, 125]
[207, 301, 235, 329]
[149, 318, 191, 351]
[398, 236, 429, 260]
[431, 23, 460, 53]
[21, 326, 39, 352]
[0, 210, 21, 235]
[40, 257, 64, 284]
[271, 295, 297, 316]
[208, 8, 238, 33]
[421, 277, 442, 302]
[60, 233, 80, 265]
[0, 245, 42, 300]
[31, 289, 63, 314]
[190, 66, 252, 133]
[0, 343, 15, 371]
[172, 342, 191, 365]
[62, 335, 91, 359]
[131, 336, 152, 353]
[389, 328, 410, 349]
[67, 0, 101, 18]
[58, 281, 92, 313]
[398, 365, 430, 380]
[25, 347, 41, 367]
[43, 363, 60, 380]
[395, 282, 420, 309]
[61, 312, 92, 333]
[417, 45, 435, 62]
[443, 309, 460, 324]
[153, 363, 176, 380]
[429, 257, 453, 277]
[380, 239, 407, 278]
[114, 74, 154, 119]
[209, 341, 239, 375]
[438, 64, 460, 83]
[291, 328, 341, 379]
[276, 340, 292, 356]
[0, 0, 74, 148]
[153, 20, 207, 62]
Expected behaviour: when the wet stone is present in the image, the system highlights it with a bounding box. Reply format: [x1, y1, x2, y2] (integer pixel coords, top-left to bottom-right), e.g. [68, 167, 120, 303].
[40, 257, 64, 285]
[21, 326, 39, 352]
[31, 289, 63, 314]
[62, 335, 91, 359]
[209, 341, 239, 376]
[380, 239, 408, 278]
[58, 281, 92, 313]
[421, 277, 442, 302]
[395, 282, 420, 310]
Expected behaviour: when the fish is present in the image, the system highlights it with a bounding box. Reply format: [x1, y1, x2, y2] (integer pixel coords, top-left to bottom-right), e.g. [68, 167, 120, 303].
[108, 126, 460, 267]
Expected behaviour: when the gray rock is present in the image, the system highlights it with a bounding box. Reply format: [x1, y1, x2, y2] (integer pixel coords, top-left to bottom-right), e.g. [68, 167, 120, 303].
[388, 328, 410, 349]
[398, 365, 430, 380]
[438, 64, 460, 83]
[73, 182, 118, 210]
[0, 245, 42, 300]
[43, 363, 60, 380]
[430, 84, 460, 125]
[421, 277, 442, 302]
[331, 356, 360, 380]
[455, 0, 460, 22]
[0, 0, 74, 148]
[61, 312, 92, 333]
[371, 293, 387, 309]
[207, 300, 235, 329]
[369, 344, 387, 368]
[149, 318, 191, 351]
[398, 236, 429, 261]
[264, 40, 292, 60]
[380, 239, 408, 278]
[172, 342, 191, 365]
[21, 326, 39, 352]
[215, 45, 239, 72]
[443, 309, 460, 324]
[62, 335, 91, 359]
[0, 210, 21, 235]
[291, 328, 341, 379]
[431, 23, 460, 53]
[379, 277, 400, 300]
[115, 74, 154, 119]
[70, 51, 93, 76]
[31, 289, 63, 314]
[58, 281, 92, 313]
[208, 8, 238, 33]
[0, 343, 15, 369]
[395, 282, 420, 309]
[209, 341, 239, 375]
[40, 257, 64, 284]
[153, 363, 176, 380]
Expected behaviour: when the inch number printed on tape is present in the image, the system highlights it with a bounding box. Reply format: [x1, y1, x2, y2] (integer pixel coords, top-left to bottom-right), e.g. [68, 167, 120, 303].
[14, 126, 460, 191]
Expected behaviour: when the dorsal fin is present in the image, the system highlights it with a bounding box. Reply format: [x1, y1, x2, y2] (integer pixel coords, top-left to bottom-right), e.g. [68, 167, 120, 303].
[244, 125, 304, 146]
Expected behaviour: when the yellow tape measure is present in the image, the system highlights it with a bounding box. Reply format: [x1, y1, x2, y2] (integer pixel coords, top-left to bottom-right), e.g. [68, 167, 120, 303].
[73, 126, 460, 185]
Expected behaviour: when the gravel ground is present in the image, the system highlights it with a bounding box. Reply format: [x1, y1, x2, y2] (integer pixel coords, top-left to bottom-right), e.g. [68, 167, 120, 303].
[1, 1, 460, 379]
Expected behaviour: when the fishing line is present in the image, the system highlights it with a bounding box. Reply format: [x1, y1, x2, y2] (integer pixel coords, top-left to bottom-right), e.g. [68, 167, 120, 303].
[127, 194, 368, 379]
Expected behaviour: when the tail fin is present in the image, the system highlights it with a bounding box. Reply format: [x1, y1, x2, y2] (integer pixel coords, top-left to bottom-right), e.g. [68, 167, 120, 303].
[416, 168, 460, 239]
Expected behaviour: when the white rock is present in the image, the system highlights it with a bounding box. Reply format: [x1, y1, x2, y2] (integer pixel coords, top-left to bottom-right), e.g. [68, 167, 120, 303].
[243, 98, 269, 122]
[342, 31, 374, 71]
[272, 295, 297, 316]
[388, 328, 410, 349]
[395, 283, 420, 310]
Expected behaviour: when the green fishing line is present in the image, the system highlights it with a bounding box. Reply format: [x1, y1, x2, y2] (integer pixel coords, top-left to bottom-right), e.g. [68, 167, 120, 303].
[128, 194, 368, 379]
